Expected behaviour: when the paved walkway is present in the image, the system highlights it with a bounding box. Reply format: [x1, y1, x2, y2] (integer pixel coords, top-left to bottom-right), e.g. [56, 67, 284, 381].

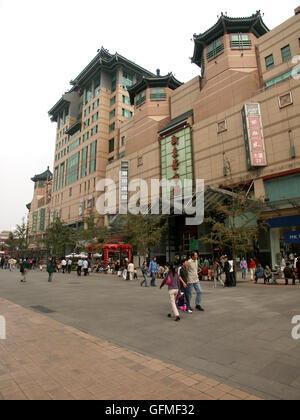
[0, 297, 261, 401]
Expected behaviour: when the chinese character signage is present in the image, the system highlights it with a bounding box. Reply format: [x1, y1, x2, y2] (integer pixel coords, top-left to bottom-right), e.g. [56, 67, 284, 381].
[241, 104, 267, 169]
[119, 161, 129, 210]
[161, 127, 193, 196]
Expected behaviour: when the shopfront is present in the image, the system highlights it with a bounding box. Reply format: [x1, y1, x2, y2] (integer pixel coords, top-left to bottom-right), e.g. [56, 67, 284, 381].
[268, 215, 300, 267]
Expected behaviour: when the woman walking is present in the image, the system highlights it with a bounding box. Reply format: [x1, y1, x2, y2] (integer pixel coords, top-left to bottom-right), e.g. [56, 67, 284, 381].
[47, 258, 56, 282]
[160, 264, 181, 322]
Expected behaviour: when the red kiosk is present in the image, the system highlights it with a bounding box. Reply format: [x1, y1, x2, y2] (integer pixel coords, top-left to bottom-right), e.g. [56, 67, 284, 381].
[103, 244, 132, 266]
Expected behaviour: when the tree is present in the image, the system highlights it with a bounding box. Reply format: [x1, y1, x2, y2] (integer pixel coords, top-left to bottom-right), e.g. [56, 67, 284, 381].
[201, 185, 266, 260]
[119, 213, 168, 260]
[14, 220, 29, 256]
[43, 217, 75, 257]
[74, 214, 108, 254]
[5, 232, 17, 252]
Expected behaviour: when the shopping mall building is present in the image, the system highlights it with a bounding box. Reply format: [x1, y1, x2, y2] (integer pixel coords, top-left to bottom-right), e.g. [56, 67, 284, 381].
[27, 7, 300, 266]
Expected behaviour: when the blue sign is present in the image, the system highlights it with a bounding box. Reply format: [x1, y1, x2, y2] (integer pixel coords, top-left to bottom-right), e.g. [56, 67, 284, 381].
[285, 231, 300, 244]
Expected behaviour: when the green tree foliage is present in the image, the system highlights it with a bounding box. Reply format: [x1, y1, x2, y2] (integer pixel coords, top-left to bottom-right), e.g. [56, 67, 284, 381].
[201, 186, 266, 259]
[119, 213, 168, 258]
[44, 217, 75, 257]
[74, 215, 108, 254]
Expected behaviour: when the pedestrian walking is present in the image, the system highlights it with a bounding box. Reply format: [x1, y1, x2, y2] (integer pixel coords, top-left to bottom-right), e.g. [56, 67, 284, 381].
[213, 259, 225, 288]
[20, 258, 30, 282]
[160, 264, 181, 322]
[140, 262, 149, 287]
[187, 252, 204, 312]
[224, 257, 231, 287]
[249, 258, 256, 282]
[77, 259, 83, 276]
[178, 258, 192, 313]
[47, 258, 56, 282]
[127, 262, 135, 281]
[83, 259, 89, 276]
[240, 257, 248, 280]
[149, 257, 159, 287]
[67, 258, 72, 274]
[61, 258, 67, 274]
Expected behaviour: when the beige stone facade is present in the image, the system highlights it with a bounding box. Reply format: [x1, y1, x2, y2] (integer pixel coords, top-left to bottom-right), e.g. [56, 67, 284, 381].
[28, 8, 300, 264]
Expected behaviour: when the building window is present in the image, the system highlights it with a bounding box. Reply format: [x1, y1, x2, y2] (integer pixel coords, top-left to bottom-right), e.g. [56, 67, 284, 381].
[93, 99, 100, 110]
[278, 92, 293, 108]
[119, 152, 125, 159]
[122, 95, 130, 105]
[91, 125, 98, 136]
[83, 132, 89, 142]
[230, 34, 252, 50]
[84, 119, 90, 128]
[150, 88, 166, 101]
[109, 138, 115, 154]
[84, 107, 90, 117]
[122, 108, 132, 118]
[59, 162, 65, 189]
[121, 136, 126, 147]
[217, 120, 227, 133]
[109, 122, 115, 133]
[92, 112, 98, 123]
[207, 38, 224, 61]
[68, 138, 81, 153]
[108, 157, 114, 164]
[109, 109, 116, 119]
[110, 96, 116, 106]
[90, 141, 97, 174]
[94, 76, 100, 96]
[111, 73, 116, 92]
[281, 45, 291, 62]
[265, 54, 274, 70]
[81, 146, 88, 178]
[137, 156, 143, 167]
[86, 82, 92, 103]
[53, 166, 59, 192]
[65, 152, 80, 186]
[136, 91, 146, 107]
[122, 71, 134, 90]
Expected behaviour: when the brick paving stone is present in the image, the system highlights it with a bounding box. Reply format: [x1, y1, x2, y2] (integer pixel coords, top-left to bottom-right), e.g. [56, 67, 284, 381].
[0, 297, 261, 401]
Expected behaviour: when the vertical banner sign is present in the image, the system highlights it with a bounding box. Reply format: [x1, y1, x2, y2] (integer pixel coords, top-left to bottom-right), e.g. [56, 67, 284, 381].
[119, 161, 129, 213]
[241, 103, 267, 169]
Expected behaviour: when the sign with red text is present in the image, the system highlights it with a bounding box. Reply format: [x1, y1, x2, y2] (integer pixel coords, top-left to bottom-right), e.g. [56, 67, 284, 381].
[241, 103, 267, 169]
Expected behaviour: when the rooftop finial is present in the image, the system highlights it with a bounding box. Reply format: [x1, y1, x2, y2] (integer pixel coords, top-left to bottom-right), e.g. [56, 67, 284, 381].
[156, 69, 161, 76]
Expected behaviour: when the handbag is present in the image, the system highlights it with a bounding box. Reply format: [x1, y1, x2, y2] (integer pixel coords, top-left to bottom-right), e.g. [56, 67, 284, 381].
[166, 276, 172, 286]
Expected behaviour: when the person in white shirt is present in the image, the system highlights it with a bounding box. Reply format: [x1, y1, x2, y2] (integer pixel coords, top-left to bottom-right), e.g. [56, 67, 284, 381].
[83, 259, 89, 276]
[61, 259, 67, 274]
[127, 262, 135, 281]
[77, 259, 83, 276]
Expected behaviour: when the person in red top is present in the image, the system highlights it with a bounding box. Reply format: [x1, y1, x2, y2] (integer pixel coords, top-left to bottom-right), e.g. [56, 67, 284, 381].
[249, 259, 256, 282]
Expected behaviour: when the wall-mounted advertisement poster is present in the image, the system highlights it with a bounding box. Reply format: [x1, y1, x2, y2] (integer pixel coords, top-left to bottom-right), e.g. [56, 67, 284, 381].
[241, 103, 267, 169]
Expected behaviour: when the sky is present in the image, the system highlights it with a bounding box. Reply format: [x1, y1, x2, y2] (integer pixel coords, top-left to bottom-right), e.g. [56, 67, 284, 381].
[0, 0, 299, 232]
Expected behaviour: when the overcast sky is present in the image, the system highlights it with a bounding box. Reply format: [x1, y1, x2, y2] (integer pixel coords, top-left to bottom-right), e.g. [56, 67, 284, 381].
[0, 0, 298, 232]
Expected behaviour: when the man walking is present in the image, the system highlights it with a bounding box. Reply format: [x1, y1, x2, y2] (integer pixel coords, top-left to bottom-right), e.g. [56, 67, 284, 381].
[20, 258, 30, 283]
[179, 258, 192, 313]
[67, 258, 72, 274]
[47, 258, 56, 282]
[187, 252, 204, 312]
[77, 258, 83, 276]
[83, 259, 89, 276]
[127, 261, 135, 281]
[149, 257, 159, 287]
[61, 258, 67, 274]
